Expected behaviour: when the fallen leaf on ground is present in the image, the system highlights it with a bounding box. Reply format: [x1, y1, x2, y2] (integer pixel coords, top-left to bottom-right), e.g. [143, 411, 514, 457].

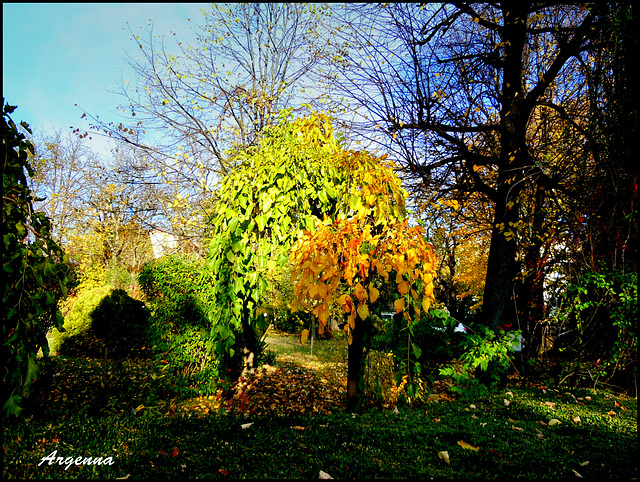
[458, 440, 480, 451]
[319, 470, 333, 479]
[438, 451, 450, 464]
[511, 425, 524, 431]
[548, 418, 561, 426]
[241, 423, 253, 429]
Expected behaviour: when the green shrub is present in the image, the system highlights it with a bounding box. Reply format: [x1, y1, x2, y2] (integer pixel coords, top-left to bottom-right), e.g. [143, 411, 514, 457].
[366, 308, 468, 404]
[90, 288, 150, 356]
[53, 284, 113, 356]
[372, 308, 463, 372]
[439, 323, 522, 399]
[273, 310, 307, 333]
[552, 265, 637, 389]
[138, 255, 231, 388]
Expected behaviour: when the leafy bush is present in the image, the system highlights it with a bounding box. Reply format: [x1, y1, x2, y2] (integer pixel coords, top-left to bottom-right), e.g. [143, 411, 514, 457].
[370, 308, 465, 401]
[138, 255, 235, 389]
[439, 324, 522, 399]
[90, 288, 150, 356]
[363, 349, 404, 406]
[52, 284, 112, 356]
[272, 310, 308, 333]
[552, 265, 637, 389]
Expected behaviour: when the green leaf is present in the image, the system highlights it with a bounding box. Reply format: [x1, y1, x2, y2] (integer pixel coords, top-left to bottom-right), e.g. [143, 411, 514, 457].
[3, 395, 23, 417]
[231, 239, 244, 253]
[411, 343, 422, 359]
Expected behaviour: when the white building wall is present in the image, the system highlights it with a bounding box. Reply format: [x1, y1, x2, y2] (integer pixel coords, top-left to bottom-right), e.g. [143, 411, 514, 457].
[149, 229, 178, 259]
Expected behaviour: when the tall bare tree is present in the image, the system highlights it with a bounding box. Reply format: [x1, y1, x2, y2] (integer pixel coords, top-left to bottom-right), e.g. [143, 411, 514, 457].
[319, 3, 615, 338]
[89, 3, 330, 175]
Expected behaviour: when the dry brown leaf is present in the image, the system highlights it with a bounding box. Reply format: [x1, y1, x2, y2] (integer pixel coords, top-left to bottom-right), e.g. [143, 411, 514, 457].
[511, 425, 524, 431]
[573, 416, 581, 423]
[607, 410, 617, 417]
[580, 461, 589, 467]
[319, 470, 333, 479]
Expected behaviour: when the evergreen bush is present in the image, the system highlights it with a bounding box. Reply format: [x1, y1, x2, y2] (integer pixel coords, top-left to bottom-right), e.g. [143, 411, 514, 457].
[138, 255, 233, 387]
[90, 288, 150, 356]
[54, 284, 112, 356]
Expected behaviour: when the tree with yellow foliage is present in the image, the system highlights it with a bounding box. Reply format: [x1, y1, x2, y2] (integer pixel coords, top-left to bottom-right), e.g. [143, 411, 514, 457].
[290, 148, 437, 411]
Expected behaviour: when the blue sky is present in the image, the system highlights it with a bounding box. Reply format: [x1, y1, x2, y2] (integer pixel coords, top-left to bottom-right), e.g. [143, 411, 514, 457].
[3, 3, 205, 154]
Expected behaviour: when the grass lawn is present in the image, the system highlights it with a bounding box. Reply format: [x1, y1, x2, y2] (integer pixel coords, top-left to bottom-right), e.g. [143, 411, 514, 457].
[2, 329, 637, 479]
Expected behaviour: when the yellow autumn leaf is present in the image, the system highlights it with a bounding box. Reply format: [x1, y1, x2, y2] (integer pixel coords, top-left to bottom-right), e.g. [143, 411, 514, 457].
[457, 440, 480, 451]
[437, 451, 450, 465]
[347, 311, 356, 329]
[369, 285, 380, 303]
[394, 297, 405, 313]
[354, 282, 368, 302]
[317, 304, 330, 325]
[300, 329, 309, 346]
[309, 284, 319, 299]
[397, 280, 410, 295]
[357, 302, 369, 320]
[425, 283, 434, 298]
[339, 294, 353, 312]
[422, 296, 431, 313]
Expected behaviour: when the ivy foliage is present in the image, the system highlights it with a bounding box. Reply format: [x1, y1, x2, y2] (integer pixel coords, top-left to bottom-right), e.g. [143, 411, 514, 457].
[2, 101, 69, 417]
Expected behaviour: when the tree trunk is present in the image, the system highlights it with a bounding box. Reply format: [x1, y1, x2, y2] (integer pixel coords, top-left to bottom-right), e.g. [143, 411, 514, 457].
[346, 314, 367, 411]
[482, 191, 521, 331]
[517, 185, 547, 364]
[481, 4, 530, 331]
[241, 301, 258, 376]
